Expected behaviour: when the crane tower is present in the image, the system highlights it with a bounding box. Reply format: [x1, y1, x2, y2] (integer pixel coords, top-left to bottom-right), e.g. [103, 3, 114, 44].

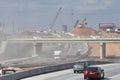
[49, 7, 62, 32]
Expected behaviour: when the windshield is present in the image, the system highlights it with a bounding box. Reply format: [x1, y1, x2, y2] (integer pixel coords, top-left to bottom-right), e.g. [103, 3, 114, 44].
[4, 70, 15, 75]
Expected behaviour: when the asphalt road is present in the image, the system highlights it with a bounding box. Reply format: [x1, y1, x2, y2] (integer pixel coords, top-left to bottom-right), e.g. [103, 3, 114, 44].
[22, 63, 120, 80]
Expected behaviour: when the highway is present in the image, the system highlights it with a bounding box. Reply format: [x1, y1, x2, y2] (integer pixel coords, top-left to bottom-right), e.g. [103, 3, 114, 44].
[22, 63, 120, 80]
[0, 32, 120, 80]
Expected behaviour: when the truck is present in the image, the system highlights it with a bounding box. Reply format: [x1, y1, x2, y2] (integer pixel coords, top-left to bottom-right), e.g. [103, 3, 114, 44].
[54, 50, 62, 60]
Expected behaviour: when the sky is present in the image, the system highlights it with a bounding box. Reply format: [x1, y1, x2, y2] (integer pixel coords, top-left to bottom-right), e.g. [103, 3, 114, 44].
[0, 0, 120, 33]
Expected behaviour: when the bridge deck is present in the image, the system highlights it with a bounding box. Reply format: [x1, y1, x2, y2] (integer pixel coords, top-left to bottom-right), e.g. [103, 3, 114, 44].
[7, 38, 120, 43]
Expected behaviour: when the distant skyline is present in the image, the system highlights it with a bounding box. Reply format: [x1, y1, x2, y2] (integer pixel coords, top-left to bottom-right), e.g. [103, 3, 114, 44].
[0, 0, 120, 33]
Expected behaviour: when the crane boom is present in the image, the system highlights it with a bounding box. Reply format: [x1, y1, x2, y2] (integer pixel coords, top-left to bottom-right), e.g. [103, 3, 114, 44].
[74, 20, 79, 28]
[50, 7, 62, 31]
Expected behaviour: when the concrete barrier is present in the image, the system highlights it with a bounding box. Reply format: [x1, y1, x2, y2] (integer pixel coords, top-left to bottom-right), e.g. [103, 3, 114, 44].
[0, 60, 112, 80]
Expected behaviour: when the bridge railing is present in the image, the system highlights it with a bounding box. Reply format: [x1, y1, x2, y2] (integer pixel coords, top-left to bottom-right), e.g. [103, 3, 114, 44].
[7, 37, 120, 43]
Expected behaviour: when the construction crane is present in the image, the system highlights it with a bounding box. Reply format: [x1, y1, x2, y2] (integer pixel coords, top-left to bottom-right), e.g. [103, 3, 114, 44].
[74, 20, 79, 28]
[50, 7, 62, 32]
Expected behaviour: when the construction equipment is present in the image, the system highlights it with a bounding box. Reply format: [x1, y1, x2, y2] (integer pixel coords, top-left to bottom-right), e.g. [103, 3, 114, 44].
[50, 7, 62, 31]
[74, 20, 79, 28]
[76, 18, 87, 28]
[82, 17, 87, 26]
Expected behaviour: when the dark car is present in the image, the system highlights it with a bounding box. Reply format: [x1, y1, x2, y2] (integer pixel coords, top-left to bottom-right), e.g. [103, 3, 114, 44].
[84, 66, 104, 80]
[73, 62, 89, 73]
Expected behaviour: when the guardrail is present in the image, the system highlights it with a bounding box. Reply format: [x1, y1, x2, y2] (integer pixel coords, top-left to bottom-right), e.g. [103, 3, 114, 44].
[0, 60, 113, 80]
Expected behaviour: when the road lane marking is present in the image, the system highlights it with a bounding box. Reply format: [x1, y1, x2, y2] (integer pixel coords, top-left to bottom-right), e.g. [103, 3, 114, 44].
[109, 74, 120, 79]
[22, 69, 73, 80]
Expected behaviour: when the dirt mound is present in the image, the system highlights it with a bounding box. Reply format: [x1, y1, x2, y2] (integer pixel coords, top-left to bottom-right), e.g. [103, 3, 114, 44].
[71, 27, 97, 37]
[99, 31, 120, 38]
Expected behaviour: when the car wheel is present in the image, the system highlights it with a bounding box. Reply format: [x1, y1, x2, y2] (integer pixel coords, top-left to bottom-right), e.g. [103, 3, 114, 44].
[86, 77, 90, 80]
[74, 70, 76, 73]
[84, 76, 86, 79]
[102, 72, 104, 79]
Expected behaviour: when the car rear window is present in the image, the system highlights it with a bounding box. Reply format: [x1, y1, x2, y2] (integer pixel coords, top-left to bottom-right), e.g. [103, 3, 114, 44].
[77, 62, 85, 65]
[87, 67, 98, 70]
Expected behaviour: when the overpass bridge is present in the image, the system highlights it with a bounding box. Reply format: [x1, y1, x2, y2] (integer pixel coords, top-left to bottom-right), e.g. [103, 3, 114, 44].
[7, 37, 120, 43]
[6, 37, 120, 59]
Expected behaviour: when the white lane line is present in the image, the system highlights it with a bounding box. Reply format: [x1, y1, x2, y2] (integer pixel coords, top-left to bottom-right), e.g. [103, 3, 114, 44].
[91, 63, 120, 67]
[109, 74, 120, 79]
[41, 69, 73, 80]
[22, 69, 73, 80]
[42, 69, 83, 80]
[90, 63, 120, 70]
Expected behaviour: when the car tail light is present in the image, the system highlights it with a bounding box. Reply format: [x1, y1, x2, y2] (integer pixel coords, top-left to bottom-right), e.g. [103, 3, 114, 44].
[85, 70, 89, 74]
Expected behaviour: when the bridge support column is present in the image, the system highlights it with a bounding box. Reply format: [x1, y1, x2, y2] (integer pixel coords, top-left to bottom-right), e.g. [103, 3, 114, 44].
[32, 42, 38, 57]
[100, 42, 106, 59]
[36, 43, 43, 55]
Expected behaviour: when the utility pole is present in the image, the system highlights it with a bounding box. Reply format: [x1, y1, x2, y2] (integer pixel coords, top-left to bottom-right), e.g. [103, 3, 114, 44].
[71, 9, 74, 28]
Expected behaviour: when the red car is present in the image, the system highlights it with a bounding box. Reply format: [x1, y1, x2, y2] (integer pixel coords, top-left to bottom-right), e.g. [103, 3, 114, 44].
[84, 66, 104, 80]
[0, 67, 16, 76]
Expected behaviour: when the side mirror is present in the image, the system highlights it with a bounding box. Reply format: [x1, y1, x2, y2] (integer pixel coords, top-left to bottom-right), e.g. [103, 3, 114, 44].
[88, 64, 90, 66]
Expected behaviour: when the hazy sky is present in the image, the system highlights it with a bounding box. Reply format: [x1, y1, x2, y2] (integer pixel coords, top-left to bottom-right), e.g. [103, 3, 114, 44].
[0, 0, 120, 33]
